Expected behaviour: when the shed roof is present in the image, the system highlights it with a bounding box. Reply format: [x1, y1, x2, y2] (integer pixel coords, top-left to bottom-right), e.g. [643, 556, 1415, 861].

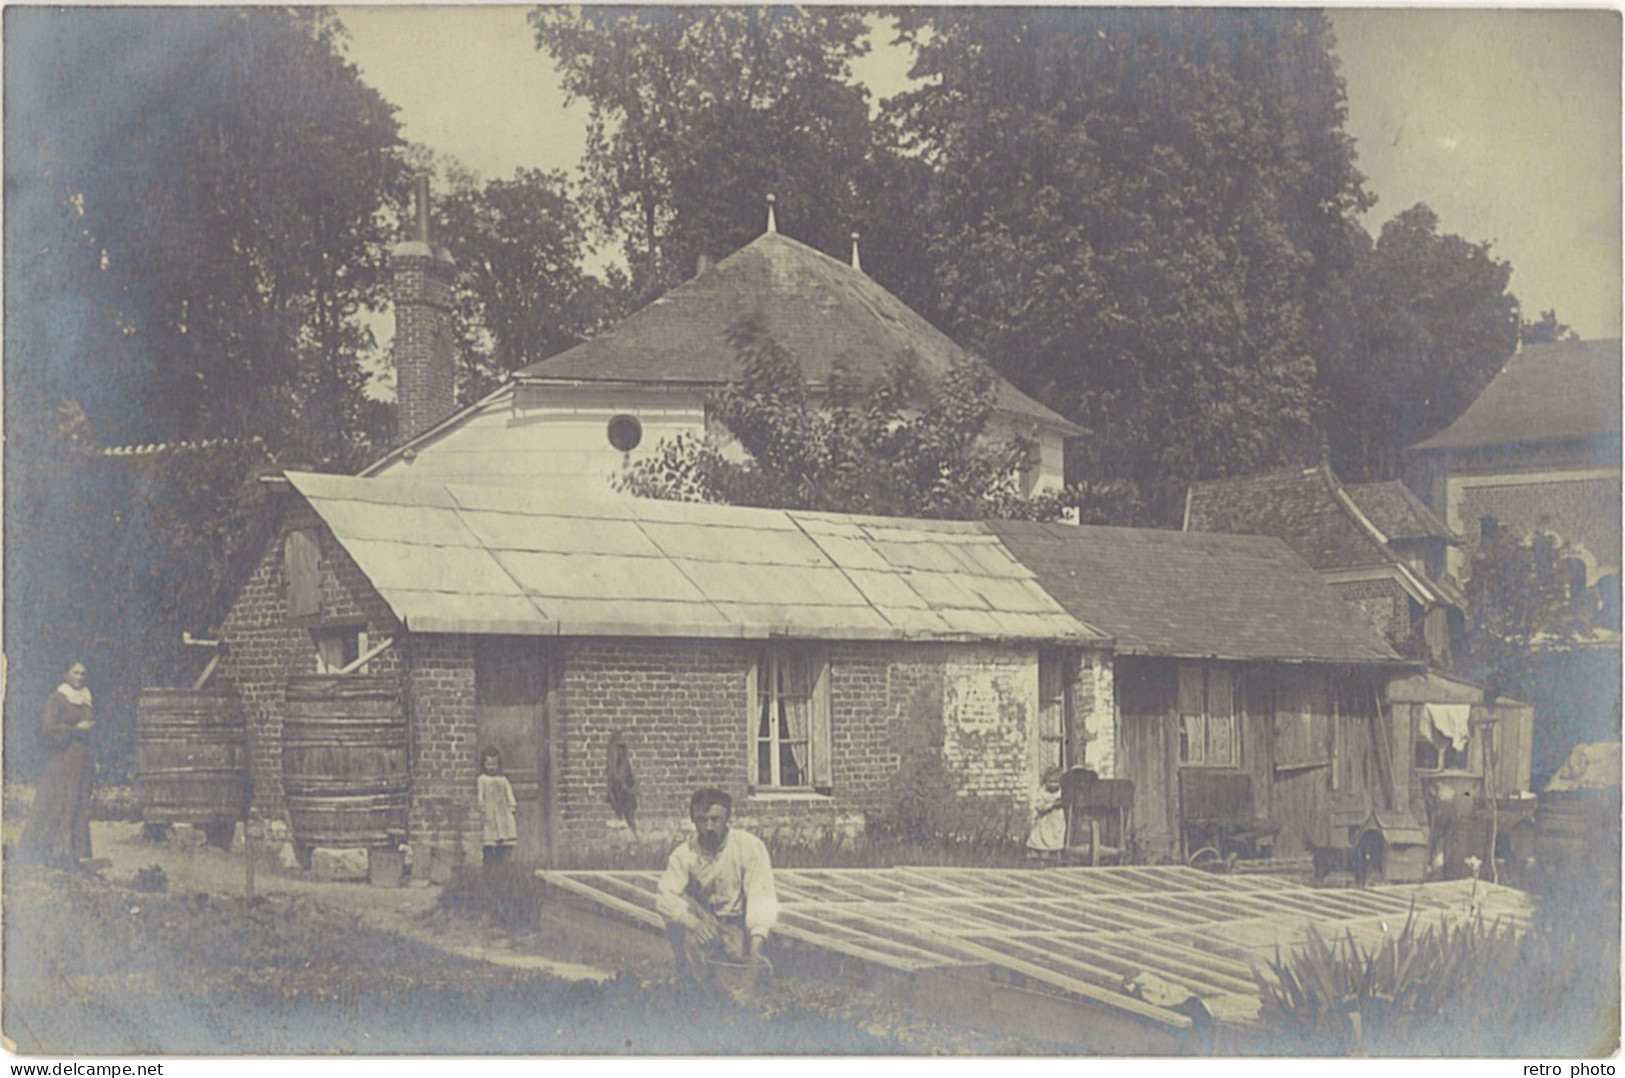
[284, 472, 1099, 643]
[517, 231, 1082, 435]
[987, 520, 1402, 663]
[1411, 338, 1623, 452]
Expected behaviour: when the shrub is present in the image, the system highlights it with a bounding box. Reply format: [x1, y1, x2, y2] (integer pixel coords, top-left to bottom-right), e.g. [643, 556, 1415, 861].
[1253, 907, 1521, 1054]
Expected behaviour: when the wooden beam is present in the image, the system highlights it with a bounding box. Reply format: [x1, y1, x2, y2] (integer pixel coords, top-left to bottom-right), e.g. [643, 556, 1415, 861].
[338, 635, 394, 674]
[192, 653, 222, 691]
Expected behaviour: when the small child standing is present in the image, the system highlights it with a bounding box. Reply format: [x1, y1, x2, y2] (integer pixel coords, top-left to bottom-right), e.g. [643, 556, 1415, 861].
[478, 746, 518, 867]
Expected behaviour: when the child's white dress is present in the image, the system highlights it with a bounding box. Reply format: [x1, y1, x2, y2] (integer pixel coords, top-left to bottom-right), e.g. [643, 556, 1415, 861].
[478, 773, 518, 848]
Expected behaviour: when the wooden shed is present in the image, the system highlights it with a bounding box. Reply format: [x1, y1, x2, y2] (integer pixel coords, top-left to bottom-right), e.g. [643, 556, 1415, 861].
[989, 522, 1409, 862]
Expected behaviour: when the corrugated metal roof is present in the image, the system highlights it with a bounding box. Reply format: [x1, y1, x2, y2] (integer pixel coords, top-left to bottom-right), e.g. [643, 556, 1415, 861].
[989, 520, 1403, 663]
[1411, 338, 1622, 452]
[516, 231, 1083, 435]
[284, 472, 1099, 643]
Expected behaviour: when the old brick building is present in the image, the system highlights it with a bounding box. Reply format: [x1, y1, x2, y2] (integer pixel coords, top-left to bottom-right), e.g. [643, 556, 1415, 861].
[219, 471, 1109, 867]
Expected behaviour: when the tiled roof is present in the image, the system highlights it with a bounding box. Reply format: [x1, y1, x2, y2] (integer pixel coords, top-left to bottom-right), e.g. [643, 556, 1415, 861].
[1184, 467, 1390, 571]
[517, 231, 1082, 434]
[284, 472, 1099, 643]
[1411, 338, 1622, 452]
[988, 520, 1401, 663]
[1344, 481, 1459, 543]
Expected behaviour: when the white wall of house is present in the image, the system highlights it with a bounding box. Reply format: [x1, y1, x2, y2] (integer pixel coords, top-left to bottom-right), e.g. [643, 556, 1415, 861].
[378, 383, 1070, 497]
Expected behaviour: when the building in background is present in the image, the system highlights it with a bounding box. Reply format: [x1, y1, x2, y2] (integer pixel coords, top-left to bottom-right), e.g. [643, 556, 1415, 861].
[368, 211, 1081, 498]
[1184, 462, 1465, 665]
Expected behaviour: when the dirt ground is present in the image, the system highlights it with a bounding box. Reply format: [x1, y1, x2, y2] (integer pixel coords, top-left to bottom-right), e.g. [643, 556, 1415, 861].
[2, 820, 1059, 1055]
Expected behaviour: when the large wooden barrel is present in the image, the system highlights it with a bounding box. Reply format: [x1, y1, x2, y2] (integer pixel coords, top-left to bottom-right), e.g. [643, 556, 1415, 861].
[282, 674, 408, 849]
[136, 688, 248, 830]
[1536, 789, 1622, 889]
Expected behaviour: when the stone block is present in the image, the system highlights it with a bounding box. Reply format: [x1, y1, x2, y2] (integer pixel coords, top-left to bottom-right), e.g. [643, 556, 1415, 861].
[369, 847, 406, 887]
[170, 824, 208, 849]
[429, 844, 461, 886]
[311, 846, 370, 881]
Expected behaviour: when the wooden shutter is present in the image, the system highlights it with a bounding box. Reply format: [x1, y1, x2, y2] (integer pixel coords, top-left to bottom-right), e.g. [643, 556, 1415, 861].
[745, 656, 760, 788]
[284, 530, 321, 619]
[809, 648, 833, 791]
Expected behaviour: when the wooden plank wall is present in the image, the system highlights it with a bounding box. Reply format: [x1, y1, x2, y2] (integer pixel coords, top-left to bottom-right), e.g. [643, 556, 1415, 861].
[1117, 658, 1385, 862]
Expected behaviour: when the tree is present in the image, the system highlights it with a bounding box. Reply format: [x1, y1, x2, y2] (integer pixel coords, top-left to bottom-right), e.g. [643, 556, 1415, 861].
[1462, 530, 1621, 783]
[5, 8, 407, 775]
[873, 9, 1372, 522]
[1520, 308, 1580, 346]
[434, 167, 630, 403]
[1319, 205, 1520, 480]
[619, 315, 1142, 524]
[531, 6, 873, 298]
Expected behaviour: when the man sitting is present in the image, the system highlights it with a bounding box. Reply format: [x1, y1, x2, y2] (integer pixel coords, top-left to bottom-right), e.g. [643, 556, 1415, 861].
[654, 788, 778, 990]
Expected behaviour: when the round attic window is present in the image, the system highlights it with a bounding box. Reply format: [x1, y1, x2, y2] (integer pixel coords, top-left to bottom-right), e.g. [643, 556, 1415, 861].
[607, 414, 643, 452]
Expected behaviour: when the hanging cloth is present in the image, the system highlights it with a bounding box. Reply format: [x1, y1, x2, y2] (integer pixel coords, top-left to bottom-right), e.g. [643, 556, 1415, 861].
[1422, 703, 1473, 752]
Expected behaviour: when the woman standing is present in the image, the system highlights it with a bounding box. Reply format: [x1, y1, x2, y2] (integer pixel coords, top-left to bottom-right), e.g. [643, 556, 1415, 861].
[20, 661, 96, 868]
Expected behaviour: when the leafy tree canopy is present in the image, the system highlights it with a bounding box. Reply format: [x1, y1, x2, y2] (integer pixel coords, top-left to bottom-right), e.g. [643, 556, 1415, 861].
[425, 161, 631, 403]
[5, 7, 407, 775]
[531, 5, 873, 298]
[619, 315, 1145, 524]
[868, 9, 1373, 522]
[1318, 204, 1520, 480]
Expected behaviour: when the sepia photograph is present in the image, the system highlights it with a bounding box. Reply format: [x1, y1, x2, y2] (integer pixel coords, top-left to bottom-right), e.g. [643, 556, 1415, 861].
[2, 3, 1620, 1059]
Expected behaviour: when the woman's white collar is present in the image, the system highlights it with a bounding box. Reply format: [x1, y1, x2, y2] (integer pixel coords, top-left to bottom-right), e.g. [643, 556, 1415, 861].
[57, 683, 92, 707]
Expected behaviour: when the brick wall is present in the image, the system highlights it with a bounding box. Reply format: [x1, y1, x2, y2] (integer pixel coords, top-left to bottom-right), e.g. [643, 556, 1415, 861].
[405, 634, 478, 862]
[1073, 651, 1117, 778]
[1458, 477, 1622, 570]
[219, 505, 404, 822]
[542, 639, 1106, 861]
[222, 524, 1112, 865]
[1330, 577, 1413, 647]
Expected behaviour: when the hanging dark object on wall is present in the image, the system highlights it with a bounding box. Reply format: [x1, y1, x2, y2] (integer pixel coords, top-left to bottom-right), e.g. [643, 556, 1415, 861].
[606, 730, 638, 837]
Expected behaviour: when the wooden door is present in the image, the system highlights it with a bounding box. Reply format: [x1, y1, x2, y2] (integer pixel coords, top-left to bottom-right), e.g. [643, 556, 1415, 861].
[1271, 668, 1334, 855]
[474, 638, 553, 867]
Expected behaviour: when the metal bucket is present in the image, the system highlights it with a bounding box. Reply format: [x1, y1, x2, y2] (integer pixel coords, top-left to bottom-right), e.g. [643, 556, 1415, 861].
[136, 687, 248, 830]
[282, 674, 408, 849]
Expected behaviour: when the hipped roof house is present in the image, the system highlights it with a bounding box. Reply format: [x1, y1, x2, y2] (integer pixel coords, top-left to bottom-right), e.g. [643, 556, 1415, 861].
[364, 222, 1080, 492]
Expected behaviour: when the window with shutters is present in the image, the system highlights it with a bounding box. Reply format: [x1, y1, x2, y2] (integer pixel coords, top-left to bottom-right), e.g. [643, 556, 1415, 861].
[1177, 662, 1239, 768]
[1038, 650, 1073, 774]
[749, 646, 831, 792]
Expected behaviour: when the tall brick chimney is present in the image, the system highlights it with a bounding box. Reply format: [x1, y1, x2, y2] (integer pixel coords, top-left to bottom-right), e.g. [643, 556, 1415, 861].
[391, 175, 458, 445]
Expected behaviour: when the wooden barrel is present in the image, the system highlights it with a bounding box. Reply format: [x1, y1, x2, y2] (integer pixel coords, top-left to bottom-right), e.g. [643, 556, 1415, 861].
[282, 674, 408, 849]
[1536, 789, 1621, 886]
[136, 688, 248, 829]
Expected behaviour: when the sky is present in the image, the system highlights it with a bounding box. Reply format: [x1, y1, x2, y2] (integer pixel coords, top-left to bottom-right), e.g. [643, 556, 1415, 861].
[335, 6, 1622, 341]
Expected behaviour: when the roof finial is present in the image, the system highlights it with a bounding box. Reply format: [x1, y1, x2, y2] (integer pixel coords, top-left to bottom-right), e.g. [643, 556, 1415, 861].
[850, 231, 862, 272]
[766, 193, 777, 235]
